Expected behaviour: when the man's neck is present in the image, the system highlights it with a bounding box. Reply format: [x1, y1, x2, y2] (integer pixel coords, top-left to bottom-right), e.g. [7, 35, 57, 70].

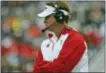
[54, 24, 65, 38]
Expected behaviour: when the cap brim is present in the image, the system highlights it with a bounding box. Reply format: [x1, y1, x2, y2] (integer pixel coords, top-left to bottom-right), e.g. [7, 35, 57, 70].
[37, 5, 55, 17]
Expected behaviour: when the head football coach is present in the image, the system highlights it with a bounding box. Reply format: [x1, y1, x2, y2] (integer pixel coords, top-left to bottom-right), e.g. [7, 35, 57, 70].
[33, 1, 88, 72]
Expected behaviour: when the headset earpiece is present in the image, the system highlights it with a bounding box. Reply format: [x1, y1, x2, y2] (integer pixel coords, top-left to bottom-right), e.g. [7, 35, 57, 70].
[54, 10, 65, 23]
[53, 4, 68, 23]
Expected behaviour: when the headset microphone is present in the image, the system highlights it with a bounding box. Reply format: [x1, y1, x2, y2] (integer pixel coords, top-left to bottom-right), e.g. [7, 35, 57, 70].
[42, 26, 49, 33]
[41, 20, 56, 33]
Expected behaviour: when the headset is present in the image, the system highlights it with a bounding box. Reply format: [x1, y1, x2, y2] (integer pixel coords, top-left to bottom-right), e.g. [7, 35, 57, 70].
[53, 4, 69, 23]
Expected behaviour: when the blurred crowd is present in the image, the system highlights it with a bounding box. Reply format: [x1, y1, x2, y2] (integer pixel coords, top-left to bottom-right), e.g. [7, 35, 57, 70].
[1, 1, 105, 72]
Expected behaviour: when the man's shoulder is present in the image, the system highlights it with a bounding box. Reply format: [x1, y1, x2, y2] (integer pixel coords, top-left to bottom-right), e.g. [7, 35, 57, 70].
[68, 28, 85, 43]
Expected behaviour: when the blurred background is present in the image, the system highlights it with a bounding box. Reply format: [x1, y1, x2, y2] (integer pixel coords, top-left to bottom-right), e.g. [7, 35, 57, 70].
[1, 1, 105, 72]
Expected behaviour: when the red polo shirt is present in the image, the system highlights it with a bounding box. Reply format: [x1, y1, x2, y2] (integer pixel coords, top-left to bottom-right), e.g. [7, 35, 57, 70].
[33, 26, 87, 72]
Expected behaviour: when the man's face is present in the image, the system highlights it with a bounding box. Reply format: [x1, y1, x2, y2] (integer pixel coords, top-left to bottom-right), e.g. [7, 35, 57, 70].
[44, 14, 56, 31]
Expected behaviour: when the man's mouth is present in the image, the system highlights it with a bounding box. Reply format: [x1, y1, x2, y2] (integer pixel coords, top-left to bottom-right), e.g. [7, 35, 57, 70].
[42, 26, 50, 33]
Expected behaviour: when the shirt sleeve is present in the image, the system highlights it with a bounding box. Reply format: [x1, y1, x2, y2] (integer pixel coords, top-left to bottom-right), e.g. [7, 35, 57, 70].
[33, 35, 86, 72]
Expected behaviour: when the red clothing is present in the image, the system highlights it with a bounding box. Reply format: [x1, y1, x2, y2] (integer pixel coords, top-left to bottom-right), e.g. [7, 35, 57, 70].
[1, 39, 37, 58]
[33, 26, 87, 72]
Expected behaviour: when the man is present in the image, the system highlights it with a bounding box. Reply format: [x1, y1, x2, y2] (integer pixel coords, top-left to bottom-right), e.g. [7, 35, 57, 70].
[33, 1, 88, 72]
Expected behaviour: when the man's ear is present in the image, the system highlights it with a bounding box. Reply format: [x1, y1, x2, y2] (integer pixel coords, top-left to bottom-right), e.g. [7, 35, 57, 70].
[52, 13, 56, 23]
[51, 15, 57, 24]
